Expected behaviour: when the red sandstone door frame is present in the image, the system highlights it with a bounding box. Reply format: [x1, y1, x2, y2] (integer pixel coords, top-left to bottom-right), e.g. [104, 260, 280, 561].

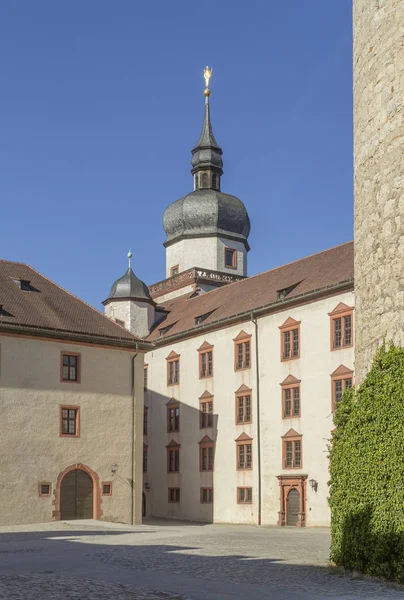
[276, 475, 307, 527]
[53, 463, 102, 521]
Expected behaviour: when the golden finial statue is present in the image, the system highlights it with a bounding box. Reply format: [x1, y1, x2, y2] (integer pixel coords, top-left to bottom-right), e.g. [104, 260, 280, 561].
[203, 66, 212, 97]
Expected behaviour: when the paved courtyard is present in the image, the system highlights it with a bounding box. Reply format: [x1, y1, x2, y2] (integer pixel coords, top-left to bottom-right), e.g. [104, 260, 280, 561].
[0, 520, 402, 599]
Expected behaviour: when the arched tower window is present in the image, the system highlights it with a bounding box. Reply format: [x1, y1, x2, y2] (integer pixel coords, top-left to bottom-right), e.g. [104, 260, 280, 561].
[201, 173, 209, 189]
[195, 174, 199, 190]
[212, 174, 218, 190]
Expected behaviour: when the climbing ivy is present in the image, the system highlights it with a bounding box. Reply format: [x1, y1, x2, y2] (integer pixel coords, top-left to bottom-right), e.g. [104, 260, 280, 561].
[329, 344, 404, 583]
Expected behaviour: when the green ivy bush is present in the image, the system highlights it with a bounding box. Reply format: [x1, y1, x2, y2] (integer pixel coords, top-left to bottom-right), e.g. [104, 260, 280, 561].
[329, 344, 404, 583]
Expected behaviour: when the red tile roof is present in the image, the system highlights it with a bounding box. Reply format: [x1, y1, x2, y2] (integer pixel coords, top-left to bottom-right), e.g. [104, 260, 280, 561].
[147, 242, 354, 343]
[0, 260, 144, 347]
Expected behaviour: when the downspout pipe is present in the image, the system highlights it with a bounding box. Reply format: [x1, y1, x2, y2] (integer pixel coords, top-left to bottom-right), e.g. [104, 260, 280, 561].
[131, 343, 139, 525]
[251, 312, 262, 526]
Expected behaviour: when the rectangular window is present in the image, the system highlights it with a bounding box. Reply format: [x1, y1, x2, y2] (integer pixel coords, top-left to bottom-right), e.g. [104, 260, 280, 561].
[168, 488, 180, 503]
[115, 318, 125, 328]
[170, 265, 179, 277]
[144, 365, 148, 390]
[238, 487, 253, 504]
[331, 311, 354, 349]
[200, 445, 214, 471]
[143, 407, 148, 436]
[237, 443, 252, 470]
[39, 482, 51, 497]
[102, 482, 112, 496]
[167, 448, 180, 473]
[334, 377, 352, 404]
[61, 353, 80, 382]
[282, 329, 299, 360]
[167, 405, 180, 432]
[60, 406, 79, 437]
[224, 247, 236, 268]
[167, 359, 180, 385]
[200, 488, 213, 504]
[283, 386, 300, 418]
[143, 446, 148, 473]
[236, 394, 252, 424]
[200, 350, 213, 378]
[235, 341, 251, 370]
[283, 439, 302, 469]
[200, 400, 213, 428]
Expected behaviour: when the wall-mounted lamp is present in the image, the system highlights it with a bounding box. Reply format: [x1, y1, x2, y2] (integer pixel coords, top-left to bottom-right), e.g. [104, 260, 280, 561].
[144, 482, 150, 492]
[111, 463, 118, 475]
[309, 479, 318, 492]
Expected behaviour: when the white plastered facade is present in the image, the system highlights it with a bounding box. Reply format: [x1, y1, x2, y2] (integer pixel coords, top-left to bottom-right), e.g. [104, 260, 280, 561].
[166, 237, 247, 278]
[143, 290, 354, 526]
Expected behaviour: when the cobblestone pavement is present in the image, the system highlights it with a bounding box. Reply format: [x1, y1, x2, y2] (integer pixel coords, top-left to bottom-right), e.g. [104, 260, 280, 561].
[0, 520, 402, 599]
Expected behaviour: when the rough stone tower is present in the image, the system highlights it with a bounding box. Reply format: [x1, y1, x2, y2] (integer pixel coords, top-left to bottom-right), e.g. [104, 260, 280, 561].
[353, 0, 404, 382]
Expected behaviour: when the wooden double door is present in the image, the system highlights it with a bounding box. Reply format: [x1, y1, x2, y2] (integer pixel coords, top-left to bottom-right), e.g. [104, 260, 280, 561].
[60, 469, 93, 520]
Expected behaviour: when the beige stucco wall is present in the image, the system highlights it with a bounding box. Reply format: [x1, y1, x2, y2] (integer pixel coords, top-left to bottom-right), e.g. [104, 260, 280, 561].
[144, 290, 354, 526]
[166, 237, 247, 278]
[354, 0, 404, 382]
[0, 334, 144, 526]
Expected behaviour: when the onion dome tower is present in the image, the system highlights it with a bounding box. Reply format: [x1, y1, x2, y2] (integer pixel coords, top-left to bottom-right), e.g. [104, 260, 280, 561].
[162, 67, 250, 279]
[103, 251, 155, 338]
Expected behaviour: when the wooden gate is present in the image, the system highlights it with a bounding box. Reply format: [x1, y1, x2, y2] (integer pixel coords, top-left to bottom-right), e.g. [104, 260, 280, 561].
[60, 469, 93, 520]
[286, 488, 300, 526]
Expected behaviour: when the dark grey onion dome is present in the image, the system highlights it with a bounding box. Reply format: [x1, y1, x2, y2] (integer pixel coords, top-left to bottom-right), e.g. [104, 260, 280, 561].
[104, 268, 155, 305]
[191, 101, 223, 175]
[163, 189, 251, 249]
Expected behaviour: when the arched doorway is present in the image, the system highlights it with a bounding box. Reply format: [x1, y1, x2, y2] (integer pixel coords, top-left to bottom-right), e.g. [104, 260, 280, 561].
[60, 469, 94, 520]
[286, 488, 300, 526]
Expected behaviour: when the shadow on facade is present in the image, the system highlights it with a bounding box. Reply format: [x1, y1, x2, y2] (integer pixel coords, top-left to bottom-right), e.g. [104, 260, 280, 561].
[144, 388, 218, 524]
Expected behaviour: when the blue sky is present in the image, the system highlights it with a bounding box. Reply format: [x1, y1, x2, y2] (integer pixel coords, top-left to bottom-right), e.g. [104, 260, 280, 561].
[0, 1, 352, 309]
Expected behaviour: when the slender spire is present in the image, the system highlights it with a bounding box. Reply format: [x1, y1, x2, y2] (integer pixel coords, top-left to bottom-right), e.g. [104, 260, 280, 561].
[191, 66, 223, 184]
[127, 250, 132, 270]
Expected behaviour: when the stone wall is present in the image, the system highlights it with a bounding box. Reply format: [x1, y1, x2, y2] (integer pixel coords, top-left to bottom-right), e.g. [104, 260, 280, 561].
[353, 0, 404, 382]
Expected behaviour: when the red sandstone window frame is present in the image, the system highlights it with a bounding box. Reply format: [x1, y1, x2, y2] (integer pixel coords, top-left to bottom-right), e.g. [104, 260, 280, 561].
[280, 375, 301, 419]
[224, 247, 237, 269]
[143, 443, 148, 473]
[198, 341, 214, 379]
[329, 303, 354, 351]
[166, 441, 180, 473]
[60, 352, 81, 383]
[331, 365, 354, 412]
[282, 429, 302, 469]
[38, 482, 51, 497]
[144, 364, 148, 390]
[233, 331, 252, 371]
[59, 405, 80, 438]
[236, 433, 253, 470]
[200, 487, 214, 504]
[102, 482, 112, 496]
[237, 487, 253, 504]
[166, 351, 180, 386]
[199, 391, 214, 428]
[199, 436, 214, 472]
[235, 384, 252, 424]
[143, 406, 148, 436]
[168, 488, 180, 503]
[279, 318, 300, 362]
[166, 399, 180, 432]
